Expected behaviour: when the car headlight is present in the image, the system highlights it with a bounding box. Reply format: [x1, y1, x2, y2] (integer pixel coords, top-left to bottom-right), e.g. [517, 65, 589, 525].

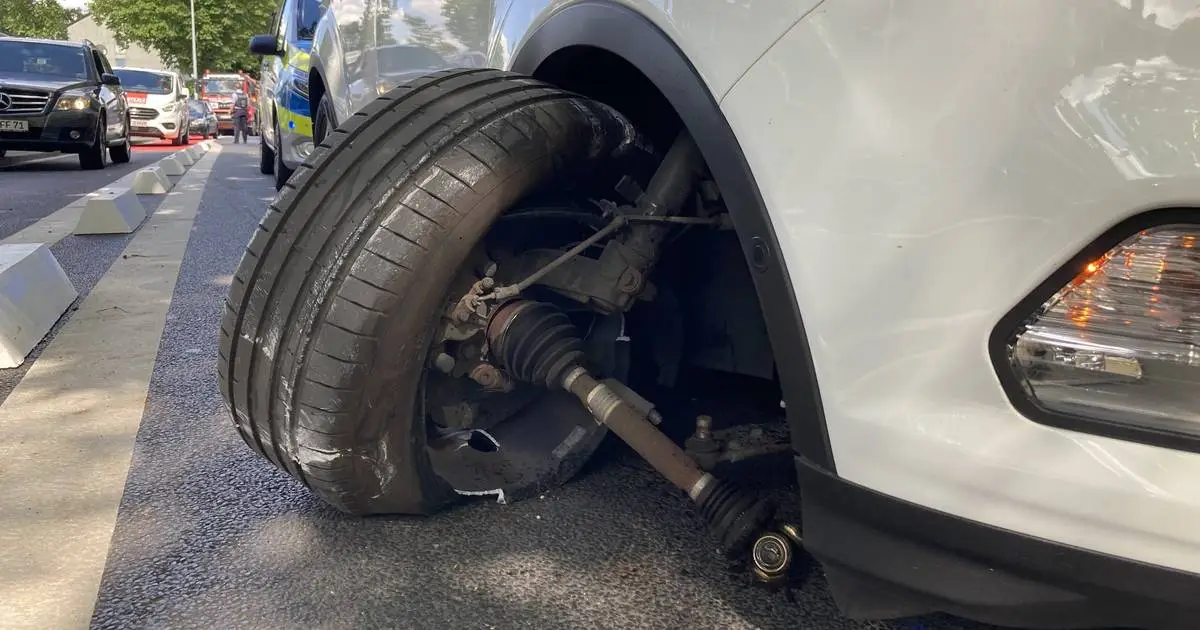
[161, 101, 178, 113]
[996, 219, 1200, 444]
[291, 73, 310, 98]
[55, 94, 93, 111]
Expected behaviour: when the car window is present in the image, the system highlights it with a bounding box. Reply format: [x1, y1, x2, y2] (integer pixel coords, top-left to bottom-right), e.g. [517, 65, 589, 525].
[90, 51, 105, 77]
[296, 0, 323, 40]
[114, 69, 173, 94]
[97, 51, 114, 74]
[188, 99, 208, 116]
[0, 41, 89, 79]
[203, 77, 243, 94]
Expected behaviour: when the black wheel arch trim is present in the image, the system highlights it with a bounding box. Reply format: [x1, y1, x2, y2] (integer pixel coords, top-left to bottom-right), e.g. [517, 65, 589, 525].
[988, 207, 1200, 454]
[509, 0, 836, 471]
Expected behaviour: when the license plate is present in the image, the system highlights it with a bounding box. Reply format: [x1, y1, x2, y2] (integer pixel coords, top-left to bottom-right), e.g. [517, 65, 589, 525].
[0, 120, 29, 133]
[130, 121, 151, 128]
[218, 115, 230, 120]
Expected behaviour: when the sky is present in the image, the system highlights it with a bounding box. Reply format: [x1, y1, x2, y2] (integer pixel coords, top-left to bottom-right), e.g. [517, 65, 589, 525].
[57, 0, 88, 9]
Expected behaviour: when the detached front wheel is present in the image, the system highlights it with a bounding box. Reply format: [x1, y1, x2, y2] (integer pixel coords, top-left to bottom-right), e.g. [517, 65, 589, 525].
[219, 69, 650, 514]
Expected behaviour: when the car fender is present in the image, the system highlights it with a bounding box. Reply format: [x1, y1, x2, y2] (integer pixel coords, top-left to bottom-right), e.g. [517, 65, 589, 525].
[309, 6, 349, 124]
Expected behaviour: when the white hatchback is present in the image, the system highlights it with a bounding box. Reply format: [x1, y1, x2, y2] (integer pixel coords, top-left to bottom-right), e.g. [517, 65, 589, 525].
[112, 67, 191, 146]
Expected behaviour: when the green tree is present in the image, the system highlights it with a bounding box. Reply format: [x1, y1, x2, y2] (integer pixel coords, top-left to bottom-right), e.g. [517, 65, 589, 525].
[441, 0, 492, 51]
[87, 0, 276, 77]
[0, 0, 78, 39]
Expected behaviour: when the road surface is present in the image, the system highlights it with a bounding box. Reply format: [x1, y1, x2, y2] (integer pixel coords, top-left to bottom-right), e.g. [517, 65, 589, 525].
[0, 139, 997, 630]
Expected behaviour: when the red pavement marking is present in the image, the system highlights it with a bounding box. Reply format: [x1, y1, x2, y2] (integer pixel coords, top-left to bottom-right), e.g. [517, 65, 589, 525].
[131, 135, 215, 152]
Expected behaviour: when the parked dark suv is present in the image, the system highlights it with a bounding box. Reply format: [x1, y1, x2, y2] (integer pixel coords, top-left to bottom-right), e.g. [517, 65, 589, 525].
[0, 36, 131, 169]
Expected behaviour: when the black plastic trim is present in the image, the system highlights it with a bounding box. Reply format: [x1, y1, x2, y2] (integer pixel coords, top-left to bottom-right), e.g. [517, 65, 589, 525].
[509, 0, 836, 471]
[797, 456, 1200, 628]
[989, 208, 1200, 454]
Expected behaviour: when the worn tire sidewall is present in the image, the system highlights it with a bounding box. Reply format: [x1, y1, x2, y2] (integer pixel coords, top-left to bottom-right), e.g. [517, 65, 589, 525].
[295, 97, 639, 514]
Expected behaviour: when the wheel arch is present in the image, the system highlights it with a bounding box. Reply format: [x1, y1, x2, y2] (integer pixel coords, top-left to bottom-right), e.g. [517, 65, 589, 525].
[509, 0, 835, 472]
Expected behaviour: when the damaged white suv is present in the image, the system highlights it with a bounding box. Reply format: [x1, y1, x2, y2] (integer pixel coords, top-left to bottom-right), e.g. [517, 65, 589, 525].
[220, 1, 1200, 627]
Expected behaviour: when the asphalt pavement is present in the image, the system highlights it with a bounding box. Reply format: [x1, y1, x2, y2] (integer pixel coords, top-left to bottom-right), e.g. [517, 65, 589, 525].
[0, 139, 998, 630]
[0, 146, 180, 237]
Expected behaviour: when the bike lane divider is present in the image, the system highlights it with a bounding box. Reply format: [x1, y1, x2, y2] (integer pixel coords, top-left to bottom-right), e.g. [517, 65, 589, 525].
[0, 143, 222, 630]
[2, 151, 192, 248]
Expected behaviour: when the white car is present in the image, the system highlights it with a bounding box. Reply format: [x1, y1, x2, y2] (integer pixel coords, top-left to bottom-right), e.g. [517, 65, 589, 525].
[218, 2, 1200, 628]
[112, 67, 191, 146]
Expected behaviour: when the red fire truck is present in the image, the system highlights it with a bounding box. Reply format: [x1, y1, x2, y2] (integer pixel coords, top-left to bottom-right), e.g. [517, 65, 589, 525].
[199, 71, 259, 136]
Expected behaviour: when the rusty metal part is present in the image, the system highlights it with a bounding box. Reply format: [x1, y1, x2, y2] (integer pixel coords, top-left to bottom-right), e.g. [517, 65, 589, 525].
[469, 363, 515, 393]
[751, 524, 803, 585]
[751, 532, 794, 583]
[603, 377, 661, 425]
[616, 268, 643, 294]
[685, 420, 792, 472]
[485, 298, 775, 556]
[483, 131, 706, 313]
[562, 367, 707, 496]
[485, 214, 628, 303]
[684, 415, 722, 470]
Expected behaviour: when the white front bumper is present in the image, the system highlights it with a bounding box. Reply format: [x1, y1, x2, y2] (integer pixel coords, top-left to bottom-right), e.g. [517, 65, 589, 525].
[723, 0, 1200, 573]
[128, 109, 185, 141]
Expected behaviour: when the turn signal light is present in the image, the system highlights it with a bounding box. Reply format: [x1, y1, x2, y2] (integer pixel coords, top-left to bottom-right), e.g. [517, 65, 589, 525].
[1008, 225, 1200, 437]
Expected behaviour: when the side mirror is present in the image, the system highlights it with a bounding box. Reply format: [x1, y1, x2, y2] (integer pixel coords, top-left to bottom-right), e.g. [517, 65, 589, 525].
[249, 34, 282, 56]
[100, 73, 121, 86]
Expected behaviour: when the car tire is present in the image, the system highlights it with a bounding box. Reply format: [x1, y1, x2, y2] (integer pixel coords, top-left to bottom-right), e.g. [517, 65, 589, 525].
[79, 117, 107, 170]
[109, 121, 131, 164]
[312, 92, 335, 145]
[259, 133, 275, 175]
[218, 69, 648, 515]
[272, 122, 293, 191]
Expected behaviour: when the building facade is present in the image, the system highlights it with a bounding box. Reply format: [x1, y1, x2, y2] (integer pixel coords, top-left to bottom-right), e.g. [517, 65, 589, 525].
[66, 14, 173, 72]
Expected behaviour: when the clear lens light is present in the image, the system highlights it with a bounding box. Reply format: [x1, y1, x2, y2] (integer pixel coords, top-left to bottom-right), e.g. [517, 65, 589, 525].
[55, 95, 91, 111]
[1010, 225, 1200, 435]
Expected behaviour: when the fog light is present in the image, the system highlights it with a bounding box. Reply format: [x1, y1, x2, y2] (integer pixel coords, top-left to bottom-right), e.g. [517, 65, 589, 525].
[69, 130, 81, 140]
[1004, 224, 1200, 438]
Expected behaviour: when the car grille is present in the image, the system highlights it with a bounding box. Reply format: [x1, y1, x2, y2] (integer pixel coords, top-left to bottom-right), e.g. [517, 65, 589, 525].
[0, 88, 51, 115]
[129, 107, 159, 119]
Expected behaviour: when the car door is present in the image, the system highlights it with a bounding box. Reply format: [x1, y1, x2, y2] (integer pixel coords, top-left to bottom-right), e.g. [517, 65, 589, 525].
[366, 0, 493, 107]
[337, 0, 376, 116]
[174, 72, 189, 132]
[261, 6, 287, 147]
[91, 48, 125, 140]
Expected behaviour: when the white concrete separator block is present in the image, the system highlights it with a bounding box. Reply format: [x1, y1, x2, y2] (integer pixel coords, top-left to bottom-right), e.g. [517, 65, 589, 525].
[158, 154, 186, 176]
[175, 150, 195, 166]
[188, 145, 204, 161]
[131, 166, 171, 194]
[74, 187, 147, 235]
[193, 142, 208, 155]
[0, 243, 77, 368]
